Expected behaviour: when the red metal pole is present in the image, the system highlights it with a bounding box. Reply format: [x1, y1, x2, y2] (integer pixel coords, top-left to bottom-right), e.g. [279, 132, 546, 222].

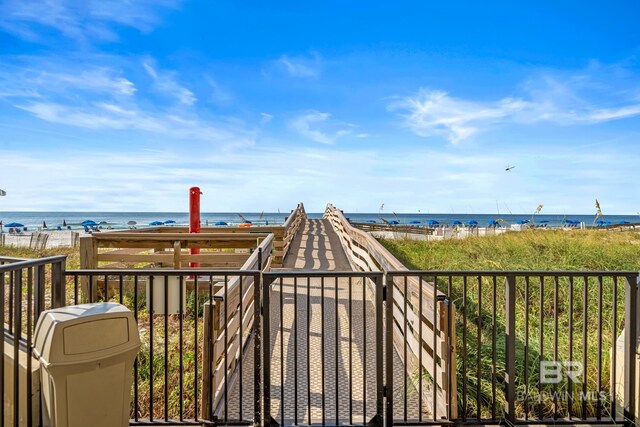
[189, 187, 201, 267]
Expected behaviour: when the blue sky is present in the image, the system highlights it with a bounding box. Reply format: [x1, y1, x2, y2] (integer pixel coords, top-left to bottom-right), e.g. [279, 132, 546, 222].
[0, 1, 639, 214]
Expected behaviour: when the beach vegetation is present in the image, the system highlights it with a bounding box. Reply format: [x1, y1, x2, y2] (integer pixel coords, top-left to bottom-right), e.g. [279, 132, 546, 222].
[380, 229, 640, 418]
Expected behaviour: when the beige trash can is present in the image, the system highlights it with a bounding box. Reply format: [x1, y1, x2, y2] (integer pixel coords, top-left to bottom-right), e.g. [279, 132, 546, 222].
[33, 302, 141, 427]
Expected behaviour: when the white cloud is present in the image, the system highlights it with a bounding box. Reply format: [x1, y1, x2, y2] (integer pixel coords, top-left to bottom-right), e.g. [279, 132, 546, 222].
[205, 77, 233, 105]
[260, 113, 273, 125]
[0, 0, 181, 42]
[143, 61, 196, 106]
[389, 90, 527, 143]
[0, 57, 254, 145]
[16, 101, 250, 143]
[275, 53, 321, 78]
[0, 65, 136, 98]
[1, 144, 637, 214]
[290, 111, 352, 144]
[390, 70, 640, 143]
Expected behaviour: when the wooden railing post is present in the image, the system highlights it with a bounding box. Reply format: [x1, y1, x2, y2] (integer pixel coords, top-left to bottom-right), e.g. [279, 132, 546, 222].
[173, 241, 181, 269]
[79, 235, 97, 302]
[51, 257, 67, 308]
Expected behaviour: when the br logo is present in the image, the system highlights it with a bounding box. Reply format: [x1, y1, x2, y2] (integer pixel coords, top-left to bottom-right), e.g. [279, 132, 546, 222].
[540, 361, 583, 384]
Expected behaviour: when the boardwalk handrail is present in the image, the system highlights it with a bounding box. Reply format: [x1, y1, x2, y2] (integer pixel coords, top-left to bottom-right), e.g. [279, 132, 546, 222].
[351, 221, 435, 236]
[276, 202, 306, 266]
[202, 233, 273, 418]
[82, 231, 271, 270]
[323, 203, 457, 419]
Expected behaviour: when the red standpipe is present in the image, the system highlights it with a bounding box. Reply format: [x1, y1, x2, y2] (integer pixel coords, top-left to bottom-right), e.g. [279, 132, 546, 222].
[189, 187, 202, 267]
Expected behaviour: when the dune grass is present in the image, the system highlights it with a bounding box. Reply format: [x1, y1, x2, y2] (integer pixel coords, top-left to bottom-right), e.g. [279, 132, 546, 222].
[0, 245, 80, 268]
[379, 229, 640, 272]
[379, 229, 640, 419]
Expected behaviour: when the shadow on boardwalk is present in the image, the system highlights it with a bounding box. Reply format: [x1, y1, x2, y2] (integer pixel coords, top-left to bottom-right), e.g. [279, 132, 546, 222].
[220, 219, 426, 424]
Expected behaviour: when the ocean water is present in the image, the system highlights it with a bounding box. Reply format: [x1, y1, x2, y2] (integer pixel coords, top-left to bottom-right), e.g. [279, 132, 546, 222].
[0, 211, 638, 231]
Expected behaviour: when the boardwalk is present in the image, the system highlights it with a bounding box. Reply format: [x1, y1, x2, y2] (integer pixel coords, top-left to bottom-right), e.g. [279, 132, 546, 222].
[221, 220, 425, 424]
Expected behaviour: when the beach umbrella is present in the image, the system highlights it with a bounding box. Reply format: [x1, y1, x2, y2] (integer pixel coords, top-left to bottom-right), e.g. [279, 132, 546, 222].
[164, 220, 176, 224]
[595, 220, 605, 226]
[427, 220, 439, 226]
[214, 221, 228, 226]
[389, 220, 399, 225]
[5, 222, 24, 228]
[487, 220, 499, 227]
[127, 220, 137, 226]
[517, 220, 529, 225]
[149, 221, 164, 226]
[466, 220, 478, 226]
[618, 220, 630, 225]
[81, 220, 97, 227]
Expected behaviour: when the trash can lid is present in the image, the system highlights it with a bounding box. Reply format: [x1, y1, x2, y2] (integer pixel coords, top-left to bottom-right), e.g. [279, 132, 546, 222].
[33, 302, 141, 367]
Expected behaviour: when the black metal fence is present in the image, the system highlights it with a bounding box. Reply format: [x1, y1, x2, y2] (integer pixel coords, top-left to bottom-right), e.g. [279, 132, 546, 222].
[1, 255, 67, 427]
[2, 258, 639, 427]
[63, 269, 262, 426]
[387, 270, 638, 426]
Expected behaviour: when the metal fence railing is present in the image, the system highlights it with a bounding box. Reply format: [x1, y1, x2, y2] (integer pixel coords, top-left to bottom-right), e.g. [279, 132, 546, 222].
[1, 255, 67, 427]
[386, 270, 638, 426]
[64, 269, 261, 425]
[3, 257, 639, 427]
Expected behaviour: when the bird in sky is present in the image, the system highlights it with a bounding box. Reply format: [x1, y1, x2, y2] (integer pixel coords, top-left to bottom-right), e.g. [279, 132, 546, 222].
[505, 165, 516, 172]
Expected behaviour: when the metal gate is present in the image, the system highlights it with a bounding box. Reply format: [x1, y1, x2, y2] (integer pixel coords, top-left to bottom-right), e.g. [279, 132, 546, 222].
[261, 271, 384, 427]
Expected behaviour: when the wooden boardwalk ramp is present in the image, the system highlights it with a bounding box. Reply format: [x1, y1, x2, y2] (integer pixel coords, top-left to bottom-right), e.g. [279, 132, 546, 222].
[220, 218, 427, 424]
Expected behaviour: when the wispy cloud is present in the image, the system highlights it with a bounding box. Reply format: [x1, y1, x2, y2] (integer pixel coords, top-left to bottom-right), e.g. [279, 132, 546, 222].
[260, 113, 273, 125]
[389, 90, 526, 143]
[274, 53, 321, 78]
[15, 101, 247, 143]
[1, 143, 637, 213]
[290, 111, 352, 144]
[390, 65, 640, 143]
[0, 64, 136, 98]
[1, 56, 253, 145]
[0, 0, 181, 42]
[143, 60, 196, 106]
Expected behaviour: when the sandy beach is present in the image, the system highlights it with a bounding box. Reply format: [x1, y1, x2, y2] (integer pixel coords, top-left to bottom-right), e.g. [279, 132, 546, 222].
[0, 229, 81, 248]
